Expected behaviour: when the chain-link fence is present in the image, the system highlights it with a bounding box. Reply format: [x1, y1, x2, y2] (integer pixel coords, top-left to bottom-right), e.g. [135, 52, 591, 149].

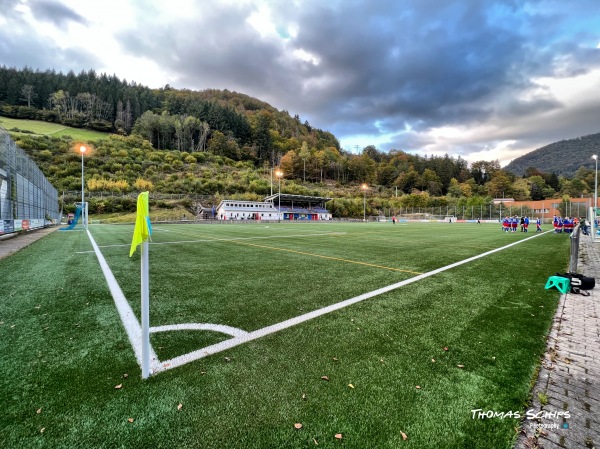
[0, 125, 60, 232]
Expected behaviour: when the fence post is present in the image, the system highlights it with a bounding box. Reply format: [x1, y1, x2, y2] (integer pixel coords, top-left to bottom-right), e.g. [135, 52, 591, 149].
[569, 224, 581, 273]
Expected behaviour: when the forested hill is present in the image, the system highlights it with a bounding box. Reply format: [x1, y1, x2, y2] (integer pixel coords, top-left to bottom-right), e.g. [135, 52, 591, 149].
[505, 132, 600, 177]
[0, 66, 339, 167]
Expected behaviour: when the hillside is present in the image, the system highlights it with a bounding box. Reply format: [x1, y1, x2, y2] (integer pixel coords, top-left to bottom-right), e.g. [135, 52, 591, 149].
[505, 132, 600, 177]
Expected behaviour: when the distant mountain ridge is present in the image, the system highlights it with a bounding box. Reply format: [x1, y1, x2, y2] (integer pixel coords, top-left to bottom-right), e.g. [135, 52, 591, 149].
[505, 132, 600, 177]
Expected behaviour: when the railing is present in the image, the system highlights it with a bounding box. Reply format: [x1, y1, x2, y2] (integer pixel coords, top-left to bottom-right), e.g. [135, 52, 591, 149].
[569, 224, 581, 273]
[0, 125, 60, 224]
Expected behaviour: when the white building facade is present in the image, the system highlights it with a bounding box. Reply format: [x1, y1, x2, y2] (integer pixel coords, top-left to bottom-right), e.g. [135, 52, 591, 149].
[215, 200, 280, 221]
[215, 194, 332, 221]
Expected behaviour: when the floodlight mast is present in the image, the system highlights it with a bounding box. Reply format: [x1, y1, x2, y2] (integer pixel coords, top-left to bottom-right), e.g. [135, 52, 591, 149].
[80, 145, 87, 228]
[276, 170, 283, 223]
[593, 155, 598, 241]
[361, 183, 368, 222]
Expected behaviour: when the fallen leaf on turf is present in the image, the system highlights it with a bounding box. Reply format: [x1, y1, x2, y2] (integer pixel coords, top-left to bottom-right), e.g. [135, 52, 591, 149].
[457, 365, 464, 368]
[127, 418, 134, 423]
[200, 371, 207, 375]
[348, 384, 354, 389]
[302, 393, 307, 400]
[123, 373, 129, 378]
[115, 384, 122, 389]
[313, 437, 318, 445]
[415, 386, 421, 389]
[224, 357, 231, 362]
[431, 358, 436, 362]
[335, 433, 343, 439]
[294, 423, 303, 429]
[332, 357, 339, 361]
[177, 403, 183, 411]
[40, 427, 45, 433]
[321, 375, 330, 381]
[401, 431, 408, 440]
[443, 347, 449, 351]
[36, 408, 42, 414]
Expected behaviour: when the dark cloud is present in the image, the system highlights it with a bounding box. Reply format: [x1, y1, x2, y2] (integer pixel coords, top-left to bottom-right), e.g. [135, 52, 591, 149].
[2, 0, 600, 162]
[29, 0, 88, 27]
[0, 26, 95, 74]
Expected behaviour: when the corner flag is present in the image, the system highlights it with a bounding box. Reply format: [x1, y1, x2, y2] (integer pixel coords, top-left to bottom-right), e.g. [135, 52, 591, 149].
[129, 192, 152, 257]
[130, 192, 153, 379]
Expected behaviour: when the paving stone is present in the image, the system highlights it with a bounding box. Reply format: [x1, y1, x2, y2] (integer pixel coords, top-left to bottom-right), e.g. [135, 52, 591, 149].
[515, 236, 600, 449]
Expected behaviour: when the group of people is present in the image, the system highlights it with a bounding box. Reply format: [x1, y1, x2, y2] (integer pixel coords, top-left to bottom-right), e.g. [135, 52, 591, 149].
[551, 215, 591, 234]
[502, 216, 543, 233]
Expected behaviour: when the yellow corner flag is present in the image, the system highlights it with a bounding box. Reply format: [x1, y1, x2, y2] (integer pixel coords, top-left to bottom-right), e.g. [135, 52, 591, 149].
[130, 192, 152, 257]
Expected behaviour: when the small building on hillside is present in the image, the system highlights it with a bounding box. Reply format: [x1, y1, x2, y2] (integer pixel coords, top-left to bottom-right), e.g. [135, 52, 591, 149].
[215, 200, 279, 221]
[215, 194, 332, 221]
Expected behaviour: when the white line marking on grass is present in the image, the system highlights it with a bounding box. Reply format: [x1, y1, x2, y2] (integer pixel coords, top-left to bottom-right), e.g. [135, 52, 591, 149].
[151, 323, 249, 338]
[151, 227, 173, 232]
[153, 230, 552, 373]
[86, 230, 161, 373]
[90, 232, 347, 249]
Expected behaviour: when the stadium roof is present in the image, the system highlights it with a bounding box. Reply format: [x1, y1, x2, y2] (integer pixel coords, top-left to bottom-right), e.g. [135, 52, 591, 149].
[263, 193, 332, 204]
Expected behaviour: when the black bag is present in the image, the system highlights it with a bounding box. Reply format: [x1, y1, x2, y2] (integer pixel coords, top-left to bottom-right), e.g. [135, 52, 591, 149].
[556, 272, 595, 295]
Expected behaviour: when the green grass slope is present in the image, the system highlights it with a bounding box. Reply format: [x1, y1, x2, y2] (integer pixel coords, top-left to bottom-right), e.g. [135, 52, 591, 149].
[0, 116, 109, 141]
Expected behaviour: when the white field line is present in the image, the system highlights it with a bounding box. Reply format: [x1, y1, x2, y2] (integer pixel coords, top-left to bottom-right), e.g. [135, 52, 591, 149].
[75, 232, 347, 253]
[153, 230, 553, 374]
[151, 323, 249, 338]
[86, 229, 161, 373]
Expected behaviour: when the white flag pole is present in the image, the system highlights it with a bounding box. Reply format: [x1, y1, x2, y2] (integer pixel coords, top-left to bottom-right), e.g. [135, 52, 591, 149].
[141, 239, 150, 378]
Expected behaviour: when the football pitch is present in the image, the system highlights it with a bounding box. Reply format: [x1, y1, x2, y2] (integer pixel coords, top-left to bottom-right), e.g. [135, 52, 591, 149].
[0, 221, 570, 448]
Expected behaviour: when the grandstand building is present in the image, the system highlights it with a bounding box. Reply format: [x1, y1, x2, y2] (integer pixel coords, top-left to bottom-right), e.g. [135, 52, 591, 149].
[215, 194, 332, 221]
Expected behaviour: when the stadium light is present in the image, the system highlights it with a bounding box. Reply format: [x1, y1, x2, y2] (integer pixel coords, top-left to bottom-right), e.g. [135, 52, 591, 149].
[361, 183, 368, 222]
[276, 170, 283, 223]
[80, 145, 87, 228]
[593, 155, 598, 241]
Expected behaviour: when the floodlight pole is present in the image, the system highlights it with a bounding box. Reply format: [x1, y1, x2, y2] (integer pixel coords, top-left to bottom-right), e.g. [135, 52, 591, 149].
[276, 170, 283, 223]
[362, 183, 368, 222]
[593, 155, 598, 241]
[80, 145, 87, 228]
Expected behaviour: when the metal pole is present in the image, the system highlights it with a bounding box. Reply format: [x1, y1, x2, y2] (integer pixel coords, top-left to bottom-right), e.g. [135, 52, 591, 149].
[80, 147, 86, 228]
[363, 190, 366, 221]
[141, 239, 150, 379]
[594, 155, 598, 241]
[278, 177, 281, 223]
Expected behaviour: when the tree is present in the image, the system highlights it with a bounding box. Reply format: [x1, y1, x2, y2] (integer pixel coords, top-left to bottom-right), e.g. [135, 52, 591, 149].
[299, 141, 310, 182]
[348, 154, 376, 183]
[512, 178, 531, 200]
[528, 175, 550, 200]
[419, 168, 440, 191]
[20, 84, 36, 107]
[394, 167, 420, 193]
[447, 178, 463, 198]
[486, 171, 512, 198]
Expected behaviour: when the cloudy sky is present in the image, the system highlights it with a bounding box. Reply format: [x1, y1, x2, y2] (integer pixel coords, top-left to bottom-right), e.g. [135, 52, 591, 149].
[1, 0, 600, 166]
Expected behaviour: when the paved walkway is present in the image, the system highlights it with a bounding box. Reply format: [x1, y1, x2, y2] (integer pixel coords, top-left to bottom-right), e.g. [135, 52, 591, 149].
[0, 226, 60, 260]
[516, 236, 600, 449]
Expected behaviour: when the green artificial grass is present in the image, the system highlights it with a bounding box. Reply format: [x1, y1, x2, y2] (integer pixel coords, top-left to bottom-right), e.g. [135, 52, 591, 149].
[0, 222, 570, 448]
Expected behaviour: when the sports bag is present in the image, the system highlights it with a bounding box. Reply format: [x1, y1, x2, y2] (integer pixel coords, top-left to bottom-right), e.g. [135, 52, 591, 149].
[556, 272, 595, 295]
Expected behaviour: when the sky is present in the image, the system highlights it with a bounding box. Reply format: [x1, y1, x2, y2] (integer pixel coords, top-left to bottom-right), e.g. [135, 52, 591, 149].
[1, 0, 600, 167]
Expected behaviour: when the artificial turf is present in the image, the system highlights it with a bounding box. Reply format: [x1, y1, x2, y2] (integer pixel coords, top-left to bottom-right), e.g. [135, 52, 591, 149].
[0, 222, 570, 448]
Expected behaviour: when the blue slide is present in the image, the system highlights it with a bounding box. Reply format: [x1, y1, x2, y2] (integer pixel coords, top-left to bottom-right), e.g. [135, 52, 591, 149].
[59, 206, 82, 231]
